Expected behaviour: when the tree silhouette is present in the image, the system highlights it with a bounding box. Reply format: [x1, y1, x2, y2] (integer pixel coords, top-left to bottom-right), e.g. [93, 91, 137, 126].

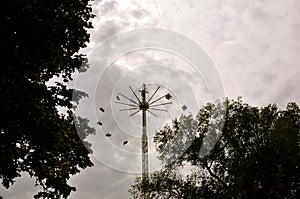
[0, 0, 95, 198]
[129, 99, 300, 198]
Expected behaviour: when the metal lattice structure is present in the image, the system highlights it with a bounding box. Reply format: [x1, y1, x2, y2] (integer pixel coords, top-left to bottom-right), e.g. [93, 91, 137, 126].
[116, 83, 172, 199]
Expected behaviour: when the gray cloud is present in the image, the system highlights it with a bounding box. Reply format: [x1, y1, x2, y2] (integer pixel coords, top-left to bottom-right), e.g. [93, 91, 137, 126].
[0, 173, 38, 199]
[166, 0, 300, 108]
[69, 160, 134, 199]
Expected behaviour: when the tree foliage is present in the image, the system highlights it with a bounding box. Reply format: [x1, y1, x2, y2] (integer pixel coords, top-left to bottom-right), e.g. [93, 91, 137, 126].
[0, 0, 95, 198]
[129, 99, 300, 198]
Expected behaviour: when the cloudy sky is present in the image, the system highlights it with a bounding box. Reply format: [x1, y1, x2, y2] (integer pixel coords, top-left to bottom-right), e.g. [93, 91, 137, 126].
[1, 0, 300, 198]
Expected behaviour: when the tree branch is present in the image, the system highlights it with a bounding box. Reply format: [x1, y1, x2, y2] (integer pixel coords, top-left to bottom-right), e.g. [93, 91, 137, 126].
[202, 159, 235, 199]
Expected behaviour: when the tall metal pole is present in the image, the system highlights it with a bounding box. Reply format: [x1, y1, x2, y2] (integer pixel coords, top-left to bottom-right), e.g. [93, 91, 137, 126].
[116, 83, 172, 199]
[140, 84, 149, 199]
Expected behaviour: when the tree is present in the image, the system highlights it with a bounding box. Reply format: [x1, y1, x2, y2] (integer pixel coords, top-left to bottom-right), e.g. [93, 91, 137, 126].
[0, 0, 95, 198]
[129, 99, 300, 198]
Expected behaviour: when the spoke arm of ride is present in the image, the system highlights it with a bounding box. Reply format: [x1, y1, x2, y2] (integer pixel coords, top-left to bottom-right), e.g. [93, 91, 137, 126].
[120, 107, 140, 111]
[147, 110, 157, 117]
[116, 101, 139, 107]
[149, 102, 172, 107]
[150, 108, 168, 112]
[119, 92, 139, 105]
[130, 109, 141, 117]
[149, 94, 168, 105]
[129, 86, 141, 104]
[148, 86, 160, 103]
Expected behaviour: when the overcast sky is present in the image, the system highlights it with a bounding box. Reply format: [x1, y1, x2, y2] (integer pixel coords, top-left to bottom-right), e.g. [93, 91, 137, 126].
[1, 0, 300, 198]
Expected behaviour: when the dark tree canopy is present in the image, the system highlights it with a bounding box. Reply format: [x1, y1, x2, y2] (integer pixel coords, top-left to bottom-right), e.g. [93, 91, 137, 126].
[129, 99, 300, 199]
[1, 0, 95, 198]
